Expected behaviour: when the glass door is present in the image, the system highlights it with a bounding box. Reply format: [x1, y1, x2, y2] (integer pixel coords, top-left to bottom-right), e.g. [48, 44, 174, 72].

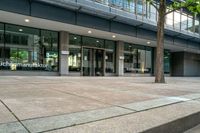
[82, 47, 104, 76]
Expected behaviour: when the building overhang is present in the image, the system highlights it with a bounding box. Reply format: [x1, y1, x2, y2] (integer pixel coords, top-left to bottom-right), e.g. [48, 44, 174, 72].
[0, 10, 199, 54]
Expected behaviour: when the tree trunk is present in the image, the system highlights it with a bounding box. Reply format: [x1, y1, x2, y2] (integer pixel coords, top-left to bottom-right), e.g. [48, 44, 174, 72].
[155, 0, 166, 83]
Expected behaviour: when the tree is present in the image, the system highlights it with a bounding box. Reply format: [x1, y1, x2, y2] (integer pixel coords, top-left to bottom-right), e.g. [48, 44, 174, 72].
[128, 0, 200, 83]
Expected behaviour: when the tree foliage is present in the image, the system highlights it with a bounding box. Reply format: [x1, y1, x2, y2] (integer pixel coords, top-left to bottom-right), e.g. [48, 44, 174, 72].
[146, 0, 200, 15]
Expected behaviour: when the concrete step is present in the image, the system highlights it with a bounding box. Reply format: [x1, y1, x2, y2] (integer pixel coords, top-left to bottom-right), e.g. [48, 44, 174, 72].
[46, 100, 200, 133]
[184, 124, 200, 133]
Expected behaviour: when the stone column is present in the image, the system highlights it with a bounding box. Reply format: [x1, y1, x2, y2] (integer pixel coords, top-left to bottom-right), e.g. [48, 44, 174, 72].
[59, 31, 69, 76]
[116, 41, 124, 76]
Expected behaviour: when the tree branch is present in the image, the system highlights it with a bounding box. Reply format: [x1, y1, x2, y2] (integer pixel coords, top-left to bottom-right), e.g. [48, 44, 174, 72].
[165, 2, 196, 16]
[149, 1, 158, 11]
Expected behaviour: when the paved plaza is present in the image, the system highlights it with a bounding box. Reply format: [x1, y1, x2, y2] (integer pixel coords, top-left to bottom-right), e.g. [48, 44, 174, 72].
[0, 76, 200, 133]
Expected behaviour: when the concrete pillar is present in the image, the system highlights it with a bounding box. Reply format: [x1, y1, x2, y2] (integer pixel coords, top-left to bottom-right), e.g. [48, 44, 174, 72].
[59, 31, 69, 76]
[116, 41, 124, 76]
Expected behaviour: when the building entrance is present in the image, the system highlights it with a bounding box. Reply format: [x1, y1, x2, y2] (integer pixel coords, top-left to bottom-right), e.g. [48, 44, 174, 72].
[82, 47, 105, 76]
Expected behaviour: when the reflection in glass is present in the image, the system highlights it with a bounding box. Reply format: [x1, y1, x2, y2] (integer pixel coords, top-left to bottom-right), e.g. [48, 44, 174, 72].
[164, 50, 171, 74]
[188, 15, 193, 32]
[124, 43, 152, 74]
[174, 11, 181, 30]
[82, 37, 104, 48]
[181, 13, 188, 31]
[68, 48, 81, 72]
[166, 9, 173, 27]
[0, 24, 58, 71]
[105, 40, 115, 73]
[194, 17, 199, 34]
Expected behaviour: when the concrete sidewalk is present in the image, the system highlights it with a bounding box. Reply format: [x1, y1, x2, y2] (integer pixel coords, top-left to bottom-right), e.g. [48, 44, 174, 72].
[0, 76, 200, 133]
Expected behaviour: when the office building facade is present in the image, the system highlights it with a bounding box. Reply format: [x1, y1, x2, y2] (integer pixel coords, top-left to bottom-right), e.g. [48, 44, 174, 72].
[0, 0, 199, 76]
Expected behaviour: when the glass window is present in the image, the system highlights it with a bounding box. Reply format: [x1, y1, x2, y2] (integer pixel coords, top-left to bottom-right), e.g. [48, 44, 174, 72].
[138, 48, 146, 73]
[124, 43, 152, 74]
[137, 0, 143, 15]
[105, 40, 115, 73]
[194, 17, 199, 34]
[123, 0, 135, 13]
[149, 3, 157, 22]
[174, 11, 181, 30]
[181, 13, 188, 31]
[188, 15, 193, 32]
[164, 50, 171, 74]
[145, 47, 152, 73]
[1, 24, 58, 71]
[166, 9, 174, 27]
[41, 30, 58, 71]
[5, 24, 39, 46]
[82, 37, 104, 48]
[69, 34, 81, 46]
[68, 48, 81, 72]
[124, 44, 138, 73]
[0, 23, 4, 63]
[109, 0, 123, 8]
[0, 23, 4, 44]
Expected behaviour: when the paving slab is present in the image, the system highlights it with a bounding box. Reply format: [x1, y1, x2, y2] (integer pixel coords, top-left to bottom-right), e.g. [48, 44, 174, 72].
[179, 93, 200, 100]
[0, 122, 28, 133]
[22, 106, 134, 133]
[185, 124, 200, 133]
[47, 101, 200, 133]
[0, 102, 17, 124]
[120, 97, 185, 111]
[0, 88, 109, 120]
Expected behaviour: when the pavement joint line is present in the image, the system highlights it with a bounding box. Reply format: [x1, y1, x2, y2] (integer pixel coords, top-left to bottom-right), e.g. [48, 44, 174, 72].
[0, 120, 19, 126]
[38, 111, 137, 133]
[22, 98, 197, 133]
[0, 100, 31, 133]
[19, 106, 120, 122]
[39, 100, 198, 133]
[52, 88, 125, 109]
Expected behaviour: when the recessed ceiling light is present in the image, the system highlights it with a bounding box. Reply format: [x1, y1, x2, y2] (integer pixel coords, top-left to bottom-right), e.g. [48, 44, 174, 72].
[25, 19, 30, 23]
[19, 29, 23, 32]
[112, 35, 116, 38]
[96, 40, 99, 43]
[88, 30, 92, 34]
[74, 37, 77, 40]
[147, 41, 151, 44]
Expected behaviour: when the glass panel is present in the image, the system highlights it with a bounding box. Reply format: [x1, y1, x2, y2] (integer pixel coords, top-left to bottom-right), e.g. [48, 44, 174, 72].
[41, 30, 58, 71]
[69, 34, 81, 46]
[138, 48, 146, 73]
[0, 23, 4, 63]
[181, 13, 188, 31]
[123, 0, 135, 13]
[82, 37, 104, 48]
[108, 0, 123, 8]
[83, 48, 91, 76]
[145, 47, 152, 73]
[68, 48, 81, 72]
[0, 23, 3, 44]
[105, 40, 115, 73]
[166, 9, 173, 27]
[149, 3, 157, 22]
[174, 11, 181, 30]
[188, 15, 193, 32]
[94, 49, 104, 76]
[2, 24, 58, 71]
[124, 43, 138, 73]
[164, 50, 170, 74]
[106, 51, 115, 73]
[194, 17, 199, 34]
[5, 24, 39, 45]
[137, 0, 143, 15]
